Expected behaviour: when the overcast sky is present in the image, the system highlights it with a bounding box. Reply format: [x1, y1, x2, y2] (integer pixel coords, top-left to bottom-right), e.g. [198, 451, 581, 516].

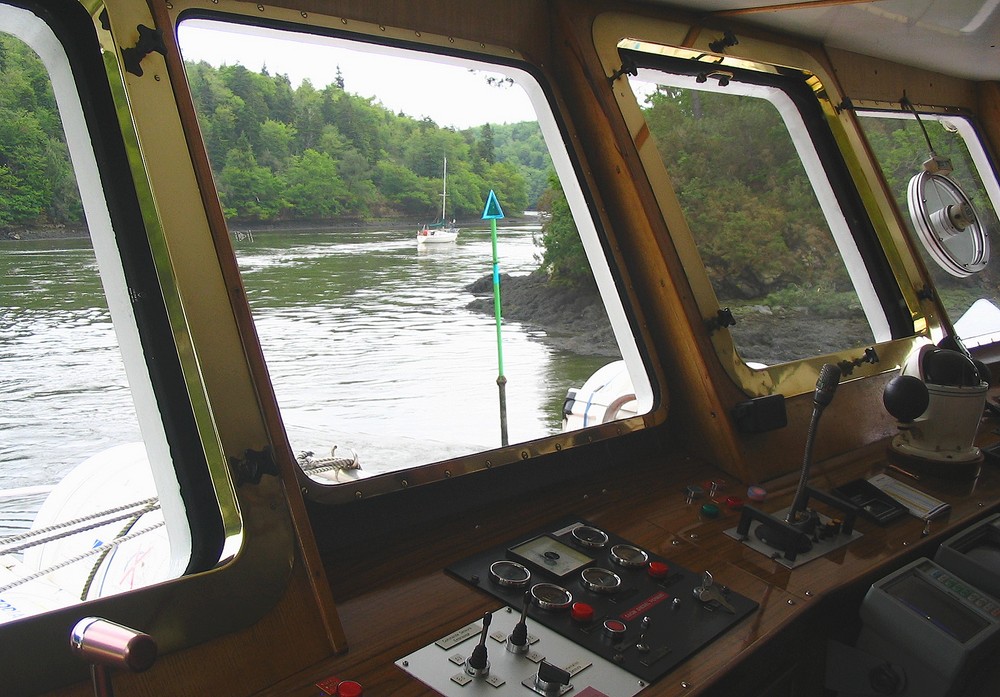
[177, 20, 538, 131]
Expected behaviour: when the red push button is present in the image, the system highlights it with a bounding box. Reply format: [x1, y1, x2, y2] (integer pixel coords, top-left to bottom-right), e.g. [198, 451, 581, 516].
[603, 619, 627, 636]
[571, 602, 594, 623]
[337, 681, 363, 697]
[648, 561, 669, 578]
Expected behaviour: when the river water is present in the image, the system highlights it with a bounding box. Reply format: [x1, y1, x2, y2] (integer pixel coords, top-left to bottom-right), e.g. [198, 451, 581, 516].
[0, 223, 611, 532]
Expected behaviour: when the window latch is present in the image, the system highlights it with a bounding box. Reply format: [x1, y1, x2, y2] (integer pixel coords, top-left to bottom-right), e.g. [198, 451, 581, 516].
[122, 24, 167, 77]
[608, 56, 638, 84]
[230, 447, 279, 486]
[707, 307, 737, 335]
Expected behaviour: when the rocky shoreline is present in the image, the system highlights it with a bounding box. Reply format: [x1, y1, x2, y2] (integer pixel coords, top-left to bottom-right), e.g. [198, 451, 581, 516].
[2, 225, 88, 241]
[466, 270, 871, 366]
[466, 270, 621, 357]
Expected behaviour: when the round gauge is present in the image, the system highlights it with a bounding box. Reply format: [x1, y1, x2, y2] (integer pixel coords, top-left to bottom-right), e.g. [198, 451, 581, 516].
[490, 560, 531, 588]
[530, 583, 573, 610]
[610, 544, 649, 568]
[908, 171, 989, 277]
[571, 525, 609, 549]
[580, 567, 622, 593]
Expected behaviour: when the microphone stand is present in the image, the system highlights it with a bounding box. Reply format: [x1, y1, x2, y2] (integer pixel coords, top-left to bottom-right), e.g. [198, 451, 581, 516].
[735, 363, 854, 562]
[787, 363, 842, 525]
[785, 363, 840, 525]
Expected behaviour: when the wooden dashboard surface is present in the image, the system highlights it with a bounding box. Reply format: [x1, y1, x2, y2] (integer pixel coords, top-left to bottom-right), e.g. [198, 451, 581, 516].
[263, 431, 1000, 696]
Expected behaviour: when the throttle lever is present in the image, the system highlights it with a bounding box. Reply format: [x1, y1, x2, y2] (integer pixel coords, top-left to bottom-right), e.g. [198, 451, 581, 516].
[464, 612, 492, 678]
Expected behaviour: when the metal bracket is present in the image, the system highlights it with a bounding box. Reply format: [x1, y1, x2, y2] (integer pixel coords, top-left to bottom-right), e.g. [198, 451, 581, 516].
[230, 447, 279, 486]
[837, 346, 879, 377]
[121, 24, 166, 77]
[608, 56, 638, 84]
[708, 30, 739, 54]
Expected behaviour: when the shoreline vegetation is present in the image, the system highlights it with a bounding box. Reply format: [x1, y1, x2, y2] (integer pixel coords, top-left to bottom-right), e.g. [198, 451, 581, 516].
[2, 218, 621, 360]
[3, 220, 865, 366]
[1, 215, 537, 241]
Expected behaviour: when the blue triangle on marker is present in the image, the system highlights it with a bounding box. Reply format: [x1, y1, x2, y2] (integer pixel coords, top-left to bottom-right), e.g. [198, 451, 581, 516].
[481, 190, 505, 220]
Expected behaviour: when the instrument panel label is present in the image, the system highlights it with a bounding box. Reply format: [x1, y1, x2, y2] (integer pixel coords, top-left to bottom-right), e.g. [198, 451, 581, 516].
[435, 622, 480, 650]
[620, 590, 670, 621]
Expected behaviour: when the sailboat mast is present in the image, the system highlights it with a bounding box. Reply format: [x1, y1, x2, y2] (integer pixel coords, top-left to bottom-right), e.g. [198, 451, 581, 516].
[441, 156, 447, 221]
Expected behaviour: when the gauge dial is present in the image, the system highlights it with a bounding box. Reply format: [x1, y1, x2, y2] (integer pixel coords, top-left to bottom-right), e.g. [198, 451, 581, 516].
[571, 525, 609, 549]
[530, 583, 573, 610]
[509, 535, 594, 579]
[610, 543, 649, 568]
[489, 560, 531, 588]
[580, 567, 622, 593]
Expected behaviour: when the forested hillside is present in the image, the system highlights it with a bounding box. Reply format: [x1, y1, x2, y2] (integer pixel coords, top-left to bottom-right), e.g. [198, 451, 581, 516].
[0, 35, 82, 229]
[184, 61, 550, 222]
[2, 30, 995, 321]
[0, 33, 551, 229]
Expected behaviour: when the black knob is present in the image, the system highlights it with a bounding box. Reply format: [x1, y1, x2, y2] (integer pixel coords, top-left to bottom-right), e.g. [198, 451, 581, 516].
[882, 375, 929, 422]
[535, 661, 571, 691]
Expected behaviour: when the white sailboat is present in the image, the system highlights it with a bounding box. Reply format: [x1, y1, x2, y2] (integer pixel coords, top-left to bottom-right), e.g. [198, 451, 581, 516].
[417, 156, 459, 244]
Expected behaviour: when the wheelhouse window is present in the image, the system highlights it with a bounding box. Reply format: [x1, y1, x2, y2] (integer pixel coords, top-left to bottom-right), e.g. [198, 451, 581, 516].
[616, 42, 910, 373]
[0, 8, 214, 623]
[858, 110, 1000, 349]
[177, 19, 653, 498]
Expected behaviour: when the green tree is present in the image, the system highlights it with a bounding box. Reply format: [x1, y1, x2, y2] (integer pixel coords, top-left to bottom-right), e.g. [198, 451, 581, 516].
[375, 160, 434, 213]
[257, 118, 296, 171]
[643, 85, 844, 299]
[0, 108, 52, 224]
[282, 149, 346, 219]
[292, 79, 324, 152]
[483, 161, 528, 215]
[0, 34, 81, 228]
[336, 148, 379, 217]
[476, 123, 495, 165]
[217, 141, 282, 220]
[537, 173, 591, 286]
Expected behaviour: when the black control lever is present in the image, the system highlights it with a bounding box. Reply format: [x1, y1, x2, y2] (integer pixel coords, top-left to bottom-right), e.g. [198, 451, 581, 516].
[465, 612, 492, 677]
[507, 592, 530, 654]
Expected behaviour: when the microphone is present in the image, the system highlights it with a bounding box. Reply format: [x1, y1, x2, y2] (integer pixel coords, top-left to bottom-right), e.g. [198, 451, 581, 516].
[813, 363, 842, 410]
[787, 364, 842, 523]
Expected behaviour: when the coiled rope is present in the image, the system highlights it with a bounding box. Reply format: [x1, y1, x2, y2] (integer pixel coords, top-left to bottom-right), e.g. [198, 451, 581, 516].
[297, 447, 360, 475]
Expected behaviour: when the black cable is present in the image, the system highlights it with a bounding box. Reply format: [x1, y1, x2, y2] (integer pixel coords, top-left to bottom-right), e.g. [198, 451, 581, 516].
[900, 92, 936, 157]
